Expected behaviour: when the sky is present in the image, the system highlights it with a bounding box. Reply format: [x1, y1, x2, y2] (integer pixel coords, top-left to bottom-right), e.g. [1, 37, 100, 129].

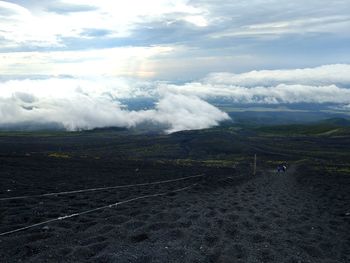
[0, 0, 350, 132]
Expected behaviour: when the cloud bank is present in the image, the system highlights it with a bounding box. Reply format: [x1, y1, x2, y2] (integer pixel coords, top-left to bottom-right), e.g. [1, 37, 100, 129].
[1, 64, 349, 132]
[0, 78, 229, 133]
[202, 64, 350, 87]
[163, 64, 350, 104]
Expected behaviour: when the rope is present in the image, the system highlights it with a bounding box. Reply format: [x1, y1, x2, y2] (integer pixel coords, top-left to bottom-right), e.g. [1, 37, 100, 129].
[0, 183, 197, 237]
[0, 174, 204, 201]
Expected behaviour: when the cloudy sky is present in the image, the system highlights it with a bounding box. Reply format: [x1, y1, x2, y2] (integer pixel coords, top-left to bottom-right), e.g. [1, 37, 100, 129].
[1, 0, 350, 79]
[0, 0, 350, 132]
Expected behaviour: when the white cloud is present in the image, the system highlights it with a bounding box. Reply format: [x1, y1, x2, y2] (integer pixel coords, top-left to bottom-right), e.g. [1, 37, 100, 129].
[0, 0, 207, 49]
[162, 64, 350, 104]
[1, 1, 350, 79]
[143, 94, 228, 133]
[211, 15, 350, 38]
[163, 82, 350, 104]
[202, 64, 350, 87]
[1, 64, 350, 132]
[0, 46, 174, 78]
[0, 1, 61, 48]
[0, 77, 229, 132]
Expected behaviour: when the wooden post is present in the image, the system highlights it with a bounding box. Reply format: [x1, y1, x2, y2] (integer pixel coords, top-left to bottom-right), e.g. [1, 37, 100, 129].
[253, 154, 257, 175]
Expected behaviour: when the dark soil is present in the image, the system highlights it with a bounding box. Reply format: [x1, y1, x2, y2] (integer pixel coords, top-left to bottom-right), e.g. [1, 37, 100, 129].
[0, 131, 349, 262]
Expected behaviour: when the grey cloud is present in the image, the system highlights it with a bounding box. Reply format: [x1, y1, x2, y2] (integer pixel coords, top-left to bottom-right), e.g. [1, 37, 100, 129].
[80, 28, 113, 38]
[190, 0, 350, 25]
[0, 6, 17, 16]
[46, 3, 98, 14]
[202, 64, 350, 87]
[130, 19, 211, 45]
[1, 0, 349, 78]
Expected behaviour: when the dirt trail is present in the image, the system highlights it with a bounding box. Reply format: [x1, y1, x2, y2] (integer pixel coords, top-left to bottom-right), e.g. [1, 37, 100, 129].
[216, 164, 349, 263]
[1, 164, 349, 263]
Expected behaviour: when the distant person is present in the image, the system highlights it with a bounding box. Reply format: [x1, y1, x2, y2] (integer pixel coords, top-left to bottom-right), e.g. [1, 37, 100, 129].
[282, 162, 288, 172]
[277, 165, 282, 173]
[282, 165, 287, 172]
[277, 162, 287, 173]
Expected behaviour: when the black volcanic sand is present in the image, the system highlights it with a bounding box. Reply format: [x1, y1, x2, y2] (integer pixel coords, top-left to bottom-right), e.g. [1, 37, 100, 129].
[1, 161, 350, 262]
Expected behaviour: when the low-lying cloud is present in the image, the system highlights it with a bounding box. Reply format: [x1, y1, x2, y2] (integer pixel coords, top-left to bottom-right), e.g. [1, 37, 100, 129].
[1, 64, 349, 132]
[164, 83, 350, 104]
[0, 78, 229, 133]
[165, 64, 350, 104]
[202, 64, 350, 87]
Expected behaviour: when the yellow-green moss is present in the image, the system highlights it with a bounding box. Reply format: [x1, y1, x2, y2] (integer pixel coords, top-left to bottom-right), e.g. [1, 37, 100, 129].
[48, 152, 70, 158]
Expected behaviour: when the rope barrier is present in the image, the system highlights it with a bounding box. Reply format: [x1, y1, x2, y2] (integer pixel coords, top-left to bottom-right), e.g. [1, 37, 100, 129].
[0, 183, 197, 237]
[0, 174, 204, 201]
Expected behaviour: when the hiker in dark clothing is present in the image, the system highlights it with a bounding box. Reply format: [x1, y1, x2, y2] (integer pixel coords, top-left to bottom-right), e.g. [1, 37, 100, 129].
[277, 162, 287, 173]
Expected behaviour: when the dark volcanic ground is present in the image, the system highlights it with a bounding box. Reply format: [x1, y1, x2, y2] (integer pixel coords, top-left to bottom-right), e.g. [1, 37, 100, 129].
[0, 158, 349, 263]
[0, 128, 350, 263]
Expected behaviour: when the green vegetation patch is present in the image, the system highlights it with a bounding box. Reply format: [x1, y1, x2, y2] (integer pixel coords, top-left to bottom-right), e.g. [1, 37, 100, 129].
[258, 125, 350, 137]
[48, 152, 71, 158]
